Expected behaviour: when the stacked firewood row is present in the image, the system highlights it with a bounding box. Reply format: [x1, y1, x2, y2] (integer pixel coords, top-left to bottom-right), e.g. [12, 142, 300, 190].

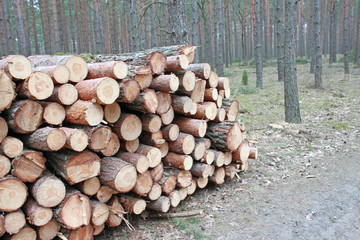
[0, 45, 257, 239]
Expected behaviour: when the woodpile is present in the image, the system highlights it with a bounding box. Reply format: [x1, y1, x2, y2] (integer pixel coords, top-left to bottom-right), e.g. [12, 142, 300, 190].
[0, 45, 257, 239]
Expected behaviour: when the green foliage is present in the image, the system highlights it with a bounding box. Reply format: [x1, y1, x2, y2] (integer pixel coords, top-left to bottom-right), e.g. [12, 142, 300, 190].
[238, 86, 259, 95]
[54, 52, 65, 56]
[80, 53, 95, 63]
[232, 58, 241, 64]
[172, 217, 210, 240]
[242, 70, 249, 85]
[356, 59, 360, 68]
[296, 58, 309, 64]
[348, 48, 356, 62]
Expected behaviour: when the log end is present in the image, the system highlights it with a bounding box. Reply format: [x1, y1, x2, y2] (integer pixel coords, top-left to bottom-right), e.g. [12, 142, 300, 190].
[68, 129, 89, 152]
[0, 155, 11, 178]
[7, 55, 32, 79]
[113, 61, 128, 79]
[54, 65, 71, 84]
[136, 155, 150, 174]
[85, 102, 104, 126]
[114, 164, 137, 192]
[96, 77, 120, 104]
[0, 177, 28, 212]
[43, 102, 66, 125]
[150, 52, 166, 75]
[169, 73, 180, 92]
[181, 71, 196, 92]
[104, 102, 121, 124]
[33, 177, 66, 208]
[56, 84, 78, 106]
[27, 72, 54, 100]
[182, 134, 195, 155]
[203, 63, 211, 79]
[66, 56, 88, 83]
[47, 128, 67, 151]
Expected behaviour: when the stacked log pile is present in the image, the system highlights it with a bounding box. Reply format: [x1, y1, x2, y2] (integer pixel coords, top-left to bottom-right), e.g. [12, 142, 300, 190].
[0, 45, 257, 239]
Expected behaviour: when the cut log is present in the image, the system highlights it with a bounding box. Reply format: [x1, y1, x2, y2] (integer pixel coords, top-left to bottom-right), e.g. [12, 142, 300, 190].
[178, 188, 188, 200]
[65, 100, 103, 126]
[0, 137, 23, 158]
[126, 45, 196, 60]
[189, 102, 198, 115]
[232, 140, 250, 163]
[224, 152, 233, 165]
[241, 160, 249, 172]
[194, 176, 208, 189]
[95, 186, 114, 203]
[156, 91, 172, 114]
[122, 89, 158, 114]
[132, 170, 153, 196]
[192, 102, 217, 120]
[99, 157, 137, 192]
[119, 138, 139, 153]
[185, 63, 211, 79]
[76, 177, 101, 196]
[186, 180, 196, 195]
[146, 196, 170, 213]
[191, 140, 206, 161]
[91, 200, 109, 227]
[168, 132, 195, 155]
[158, 142, 169, 158]
[99, 133, 120, 157]
[112, 113, 142, 141]
[208, 150, 225, 167]
[0, 117, 8, 144]
[141, 114, 162, 133]
[116, 79, 141, 103]
[0, 155, 11, 178]
[0, 55, 32, 80]
[36, 218, 60, 240]
[204, 88, 218, 101]
[120, 196, 146, 215]
[12, 149, 46, 182]
[23, 198, 53, 227]
[17, 72, 54, 100]
[197, 138, 212, 149]
[0, 176, 28, 212]
[30, 171, 66, 208]
[163, 152, 193, 170]
[136, 144, 161, 168]
[29, 55, 88, 83]
[75, 77, 119, 105]
[150, 162, 164, 182]
[208, 164, 216, 177]
[22, 127, 66, 151]
[218, 89, 225, 98]
[217, 77, 230, 90]
[171, 95, 192, 114]
[139, 131, 165, 146]
[203, 150, 215, 165]
[32, 65, 70, 84]
[172, 116, 207, 138]
[216, 95, 223, 108]
[222, 99, 239, 121]
[4, 210, 26, 234]
[158, 174, 177, 195]
[162, 124, 179, 142]
[213, 108, 226, 123]
[40, 102, 66, 126]
[55, 189, 91, 230]
[206, 121, 242, 152]
[151, 73, 179, 93]
[4, 100, 43, 134]
[92, 224, 104, 236]
[147, 182, 162, 201]
[165, 169, 192, 188]
[48, 83, 78, 106]
[47, 150, 101, 185]
[169, 190, 181, 207]
[178, 79, 206, 103]
[87, 61, 128, 79]
[69, 125, 111, 152]
[248, 147, 258, 159]
[206, 71, 219, 88]
[132, 70, 153, 91]
[177, 71, 196, 92]
[116, 149, 150, 174]
[0, 71, 15, 112]
[104, 102, 121, 123]
[209, 167, 225, 185]
[160, 106, 174, 125]
[60, 127, 89, 152]
[106, 196, 124, 227]
[191, 163, 211, 178]
[165, 55, 189, 71]
[4, 225, 37, 240]
[225, 164, 240, 179]
[67, 224, 93, 240]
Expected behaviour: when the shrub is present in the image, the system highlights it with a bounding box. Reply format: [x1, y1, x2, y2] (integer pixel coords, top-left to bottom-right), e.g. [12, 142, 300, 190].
[242, 70, 248, 85]
[296, 58, 309, 64]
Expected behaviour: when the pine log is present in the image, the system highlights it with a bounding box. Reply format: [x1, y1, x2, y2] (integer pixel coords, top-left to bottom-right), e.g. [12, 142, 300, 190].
[186, 180, 197, 195]
[248, 147, 258, 159]
[171, 116, 207, 138]
[0, 155, 11, 178]
[160, 106, 174, 125]
[60, 127, 89, 152]
[225, 164, 240, 179]
[216, 95, 223, 108]
[208, 150, 225, 167]
[136, 144, 162, 168]
[106, 196, 124, 227]
[163, 152, 193, 170]
[30, 171, 66, 208]
[91, 200, 109, 227]
[132, 170, 153, 196]
[104, 102, 121, 123]
[206, 121, 242, 152]
[192, 101, 217, 120]
[139, 131, 165, 146]
[120, 196, 146, 215]
[169, 190, 181, 207]
[191, 140, 206, 161]
[65, 100, 103, 126]
[178, 188, 188, 200]
[189, 102, 198, 115]
[129, 67, 153, 91]
[22, 127, 66, 151]
[151, 73, 179, 93]
[156, 91, 172, 114]
[32, 65, 70, 84]
[206, 71, 219, 88]
[4, 210, 26, 235]
[202, 150, 215, 165]
[141, 114, 162, 133]
[122, 89, 158, 113]
[222, 99, 239, 121]
[47, 150, 101, 185]
[112, 113, 142, 141]
[213, 108, 226, 123]
[48, 83, 78, 106]
[55, 189, 91, 230]
[197, 138, 212, 149]
[4, 100, 43, 134]
[165, 55, 189, 71]
[232, 140, 250, 163]
[4, 225, 37, 240]
[177, 79, 206, 103]
[147, 182, 162, 201]
[185, 63, 211, 79]
[87, 61, 128, 79]
[99, 157, 137, 192]
[158, 174, 177, 195]
[119, 138, 139, 153]
[125, 45, 196, 61]
[158, 142, 169, 158]
[0, 71, 16, 112]
[100, 133, 120, 157]
[177, 71, 196, 92]
[0, 176, 28, 212]
[217, 77, 230, 90]
[191, 163, 211, 178]
[92, 224, 104, 236]
[168, 132, 195, 155]
[0, 55, 32, 80]
[95, 186, 115, 203]
[23, 198, 53, 227]
[40, 102, 66, 125]
[76, 177, 101, 196]
[150, 162, 164, 182]
[208, 165, 216, 177]
[209, 167, 225, 185]
[67, 224, 93, 240]
[12, 149, 46, 182]
[162, 124, 179, 141]
[0, 117, 8, 144]
[29, 55, 88, 82]
[224, 151, 233, 165]
[194, 176, 208, 189]
[204, 88, 218, 101]
[171, 95, 192, 114]
[146, 196, 170, 213]
[165, 169, 192, 188]
[241, 160, 249, 172]
[36, 218, 60, 240]
[68, 124, 111, 151]
[0, 137, 23, 158]
[17, 72, 54, 100]
[218, 89, 225, 98]
[116, 79, 141, 103]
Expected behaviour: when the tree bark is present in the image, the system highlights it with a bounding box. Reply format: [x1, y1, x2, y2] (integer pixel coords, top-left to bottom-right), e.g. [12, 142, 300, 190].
[94, 0, 105, 54]
[12, 0, 29, 56]
[115, 151, 150, 174]
[344, 0, 350, 74]
[355, 0, 360, 63]
[168, 0, 189, 44]
[314, 0, 322, 88]
[36, 218, 60, 240]
[254, 0, 263, 88]
[276, 0, 285, 82]
[120, 196, 146, 215]
[206, 121, 242, 152]
[23, 198, 53, 227]
[216, 0, 224, 76]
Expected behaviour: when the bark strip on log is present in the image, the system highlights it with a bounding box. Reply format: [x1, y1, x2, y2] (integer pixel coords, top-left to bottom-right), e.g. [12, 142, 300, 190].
[32, 65, 70, 84]
[165, 55, 189, 71]
[115, 151, 150, 174]
[150, 162, 164, 182]
[151, 73, 179, 93]
[60, 127, 89, 152]
[172, 116, 207, 138]
[163, 152, 193, 170]
[185, 63, 211, 79]
[120, 196, 146, 215]
[22, 127, 66, 151]
[162, 124, 180, 141]
[206, 121, 242, 152]
[12, 149, 46, 182]
[100, 132, 120, 157]
[146, 196, 170, 213]
[87, 61, 128, 79]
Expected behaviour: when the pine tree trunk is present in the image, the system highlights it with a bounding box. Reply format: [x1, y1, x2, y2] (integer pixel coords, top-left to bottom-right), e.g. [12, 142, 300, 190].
[191, 0, 199, 62]
[216, 0, 224, 76]
[94, 0, 105, 54]
[329, 0, 337, 64]
[29, 0, 40, 54]
[355, 0, 360, 63]
[314, 0, 322, 88]
[344, 0, 350, 74]
[254, 0, 263, 88]
[168, 0, 189, 44]
[276, 0, 285, 82]
[2, 0, 14, 54]
[12, 0, 28, 55]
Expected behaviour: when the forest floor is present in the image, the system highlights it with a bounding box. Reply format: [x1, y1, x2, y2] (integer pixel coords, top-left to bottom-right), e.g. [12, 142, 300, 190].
[98, 60, 360, 240]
